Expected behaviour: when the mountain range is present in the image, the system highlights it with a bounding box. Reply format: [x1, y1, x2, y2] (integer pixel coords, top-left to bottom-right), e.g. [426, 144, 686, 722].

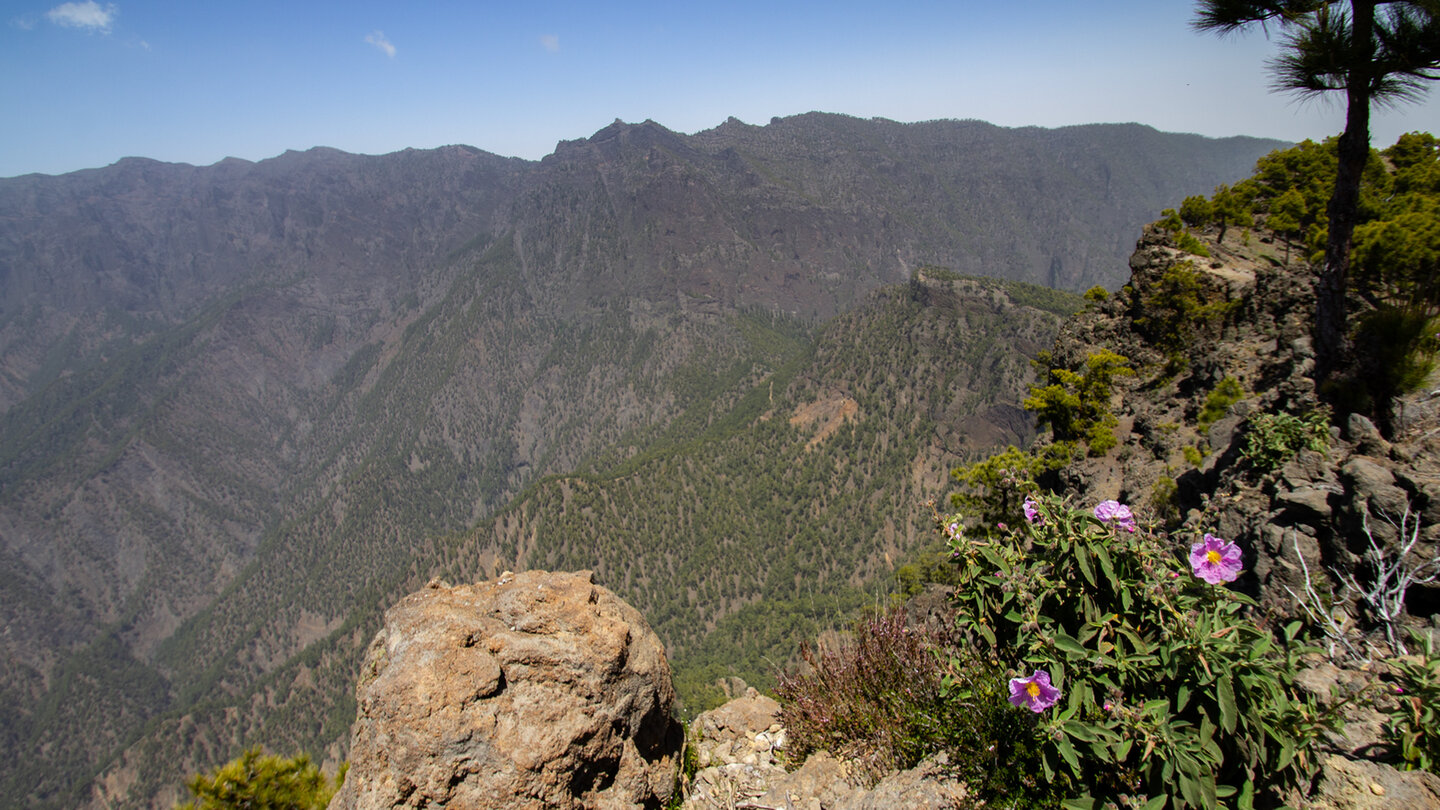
[0, 112, 1284, 809]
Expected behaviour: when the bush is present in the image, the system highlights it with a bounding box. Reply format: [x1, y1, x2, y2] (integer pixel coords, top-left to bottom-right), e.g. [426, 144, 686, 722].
[1183, 445, 1206, 469]
[940, 493, 1336, 808]
[1241, 410, 1330, 472]
[174, 748, 343, 810]
[949, 444, 1073, 533]
[775, 607, 1061, 805]
[1352, 305, 1439, 405]
[1024, 350, 1135, 452]
[1132, 262, 1237, 365]
[1198, 378, 1245, 432]
[1175, 231, 1211, 257]
[1148, 475, 1180, 526]
[1384, 633, 1440, 772]
[775, 609, 955, 784]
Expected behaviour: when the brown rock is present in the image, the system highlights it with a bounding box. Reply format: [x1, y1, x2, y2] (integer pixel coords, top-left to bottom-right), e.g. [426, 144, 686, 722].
[755, 752, 968, 810]
[693, 688, 780, 746]
[1309, 755, 1440, 810]
[329, 570, 681, 810]
[1343, 456, 1411, 519]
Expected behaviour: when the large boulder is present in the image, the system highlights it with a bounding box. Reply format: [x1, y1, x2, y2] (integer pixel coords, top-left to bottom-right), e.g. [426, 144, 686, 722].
[329, 570, 682, 810]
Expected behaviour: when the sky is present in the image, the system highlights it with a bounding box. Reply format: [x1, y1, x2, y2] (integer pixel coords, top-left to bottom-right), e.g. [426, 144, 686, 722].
[4, 0, 1440, 178]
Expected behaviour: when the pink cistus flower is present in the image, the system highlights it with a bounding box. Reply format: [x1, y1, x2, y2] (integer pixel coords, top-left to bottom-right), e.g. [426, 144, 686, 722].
[1189, 534, 1244, 584]
[1023, 497, 1042, 524]
[1008, 669, 1061, 713]
[1093, 500, 1137, 532]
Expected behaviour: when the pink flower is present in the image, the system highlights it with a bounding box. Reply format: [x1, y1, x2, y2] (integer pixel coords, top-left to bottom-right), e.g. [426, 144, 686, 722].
[1094, 500, 1136, 532]
[1008, 669, 1062, 713]
[1189, 534, 1243, 584]
[1023, 497, 1042, 524]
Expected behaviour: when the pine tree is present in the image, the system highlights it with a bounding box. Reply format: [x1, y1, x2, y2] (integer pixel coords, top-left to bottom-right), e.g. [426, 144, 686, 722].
[174, 748, 342, 810]
[1194, 1, 1440, 382]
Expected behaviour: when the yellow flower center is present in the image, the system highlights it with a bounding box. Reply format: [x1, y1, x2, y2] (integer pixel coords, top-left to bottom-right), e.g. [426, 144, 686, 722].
[1027, 682, 1041, 698]
[1206, 550, 1222, 565]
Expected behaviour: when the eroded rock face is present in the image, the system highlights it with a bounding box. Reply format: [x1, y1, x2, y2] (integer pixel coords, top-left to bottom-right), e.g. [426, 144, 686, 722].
[329, 570, 681, 810]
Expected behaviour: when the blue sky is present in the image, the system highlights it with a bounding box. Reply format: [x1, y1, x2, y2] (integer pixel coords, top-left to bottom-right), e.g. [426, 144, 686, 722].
[4, 0, 1439, 178]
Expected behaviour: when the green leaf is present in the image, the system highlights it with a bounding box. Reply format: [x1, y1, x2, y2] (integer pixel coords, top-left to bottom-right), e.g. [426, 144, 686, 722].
[976, 623, 996, 647]
[1218, 675, 1238, 734]
[1238, 779, 1255, 810]
[1057, 737, 1082, 774]
[1112, 737, 1134, 761]
[1139, 796, 1167, 810]
[1076, 545, 1096, 586]
[1095, 545, 1117, 583]
[1277, 741, 1296, 771]
[1061, 799, 1096, 810]
[1179, 772, 1202, 808]
[1201, 773, 1218, 808]
[1141, 699, 1170, 716]
[1054, 632, 1087, 657]
[1064, 720, 1098, 743]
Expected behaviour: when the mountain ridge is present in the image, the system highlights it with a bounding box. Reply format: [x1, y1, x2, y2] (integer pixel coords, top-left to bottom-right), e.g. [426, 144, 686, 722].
[0, 113, 1285, 809]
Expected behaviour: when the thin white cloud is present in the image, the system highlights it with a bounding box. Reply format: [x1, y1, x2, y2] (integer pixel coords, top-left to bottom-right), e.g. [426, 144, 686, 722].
[46, 1, 116, 33]
[365, 30, 396, 58]
[540, 34, 559, 53]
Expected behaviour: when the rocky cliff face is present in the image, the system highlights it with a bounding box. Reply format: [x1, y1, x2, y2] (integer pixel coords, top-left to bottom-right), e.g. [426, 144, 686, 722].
[1041, 224, 1440, 639]
[331, 570, 681, 810]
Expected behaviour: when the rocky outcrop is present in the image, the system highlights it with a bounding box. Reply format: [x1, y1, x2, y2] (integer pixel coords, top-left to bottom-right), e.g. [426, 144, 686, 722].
[1044, 225, 1440, 641]
[680, 685, 968, 810]
[1309, 755, 1440, 809]
[1034, 224, 1440, 805]
[329, 570, 682, 810]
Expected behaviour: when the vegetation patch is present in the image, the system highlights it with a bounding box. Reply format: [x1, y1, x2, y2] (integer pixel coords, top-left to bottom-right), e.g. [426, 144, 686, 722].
[1240, 410, 1331, 473]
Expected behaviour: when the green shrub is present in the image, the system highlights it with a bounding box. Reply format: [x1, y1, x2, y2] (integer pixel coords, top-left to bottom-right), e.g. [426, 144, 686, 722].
[1198, 378, 1245, 431]
[949, 444, 1076, 534]
[1384, 633, 1440, 772]
[1175, 231, 1211, 257]
[1148, 475, 1180, 526]
[1183, 445, 1206, 469]
[174, 747, 343, 810]
[1083, 286, 1110, 303]
[1241, 411, 1330, 472]
[1024, 350, 1134, 451]
[1132, 262, 1237, 363]
[1353, 306, 1439, 402]
[1157, 208, 1184, 232]
[1179, 195, 1213, 229]
[941, 493, 1336, 808]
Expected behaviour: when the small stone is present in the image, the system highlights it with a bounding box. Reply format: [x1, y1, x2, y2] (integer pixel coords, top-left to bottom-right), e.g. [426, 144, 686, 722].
[1370, 782, 1386, 796]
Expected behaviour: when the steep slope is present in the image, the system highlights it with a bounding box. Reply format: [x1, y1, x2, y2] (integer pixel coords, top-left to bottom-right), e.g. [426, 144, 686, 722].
[0, 114, 1281, 809]
[442, 274, 1075, 706]
[1027, 221, 1440, 644]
